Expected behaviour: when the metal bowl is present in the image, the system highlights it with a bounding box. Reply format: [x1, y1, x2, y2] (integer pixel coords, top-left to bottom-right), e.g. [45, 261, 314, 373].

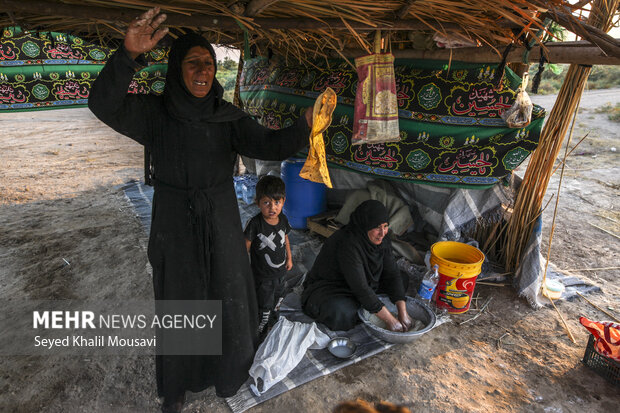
[327, 337, 357, 359]
[358, 295, 436, 344]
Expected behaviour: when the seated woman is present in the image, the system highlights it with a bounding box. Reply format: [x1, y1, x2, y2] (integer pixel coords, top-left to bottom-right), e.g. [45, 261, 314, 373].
[302, 200, 412, 332]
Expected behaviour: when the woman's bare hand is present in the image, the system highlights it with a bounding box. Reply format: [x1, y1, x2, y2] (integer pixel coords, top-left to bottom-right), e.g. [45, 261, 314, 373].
[396, 300, 412, 331]
[376, 306, 405, 332]
[124, 7, 169, 60]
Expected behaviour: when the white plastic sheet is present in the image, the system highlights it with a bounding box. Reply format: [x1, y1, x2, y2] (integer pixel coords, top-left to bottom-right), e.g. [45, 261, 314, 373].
[248, 317, 331, 396]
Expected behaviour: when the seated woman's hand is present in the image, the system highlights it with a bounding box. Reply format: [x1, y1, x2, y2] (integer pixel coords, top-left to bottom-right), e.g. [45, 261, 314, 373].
[398, 312, 412, 331]
[376, 306, 405, 332]
[386, 318, 405, 332]
[396, 300, 413, 331]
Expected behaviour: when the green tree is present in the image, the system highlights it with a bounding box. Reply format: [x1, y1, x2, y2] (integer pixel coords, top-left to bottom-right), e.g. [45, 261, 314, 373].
[216, 57, 239, 102]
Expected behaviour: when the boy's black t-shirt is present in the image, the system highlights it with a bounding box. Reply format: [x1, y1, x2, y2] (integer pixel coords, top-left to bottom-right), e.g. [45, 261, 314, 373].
[244, 213, 291, 280]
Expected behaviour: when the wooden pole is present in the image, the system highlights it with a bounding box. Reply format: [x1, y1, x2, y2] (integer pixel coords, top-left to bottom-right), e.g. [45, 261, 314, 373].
[544, 8, 620, 58]
[335, 41, 620, 65]
[576, 292, 620, 323]
[549, 296, 578, 344]
[508, 63, 529, 77]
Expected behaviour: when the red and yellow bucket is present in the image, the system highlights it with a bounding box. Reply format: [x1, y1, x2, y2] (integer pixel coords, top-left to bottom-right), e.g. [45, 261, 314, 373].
[430, 241, 485, 314]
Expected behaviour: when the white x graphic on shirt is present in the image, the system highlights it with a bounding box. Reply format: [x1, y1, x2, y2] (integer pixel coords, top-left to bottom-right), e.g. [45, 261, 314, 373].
[258, 232, 277, 251]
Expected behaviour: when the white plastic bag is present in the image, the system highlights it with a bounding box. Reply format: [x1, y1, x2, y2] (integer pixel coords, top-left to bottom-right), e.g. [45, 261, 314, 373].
[433, 32, 477, 48]
[248, 317, 331, 396]
[501, 73, 533, 128]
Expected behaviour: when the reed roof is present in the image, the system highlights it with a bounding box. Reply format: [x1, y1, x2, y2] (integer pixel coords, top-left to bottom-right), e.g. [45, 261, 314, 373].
[0, 0, 614, 62]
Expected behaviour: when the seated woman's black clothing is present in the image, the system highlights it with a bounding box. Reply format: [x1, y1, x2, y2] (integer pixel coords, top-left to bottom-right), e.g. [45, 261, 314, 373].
[301, 200, 407, 331]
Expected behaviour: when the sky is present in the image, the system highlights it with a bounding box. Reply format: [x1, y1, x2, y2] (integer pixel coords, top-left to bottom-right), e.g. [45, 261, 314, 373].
[214, 45, 240, 62]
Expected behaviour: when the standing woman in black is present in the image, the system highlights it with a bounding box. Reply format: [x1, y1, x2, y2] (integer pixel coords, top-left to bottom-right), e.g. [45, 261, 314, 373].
[88, 7, 312, 413]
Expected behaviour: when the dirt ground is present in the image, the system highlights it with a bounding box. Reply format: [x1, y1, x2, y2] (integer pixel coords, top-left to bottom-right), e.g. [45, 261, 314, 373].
[0, 88, 618, 413]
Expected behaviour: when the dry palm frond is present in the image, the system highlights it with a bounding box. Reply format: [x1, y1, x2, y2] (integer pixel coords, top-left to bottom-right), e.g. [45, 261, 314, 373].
[337, 15, 371, 55]
[0, 0, 593, 63]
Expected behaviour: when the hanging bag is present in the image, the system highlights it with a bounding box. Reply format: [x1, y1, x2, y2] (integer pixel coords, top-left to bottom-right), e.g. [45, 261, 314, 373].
[501, 72, 533, 128]
[352, 31, 400, 145]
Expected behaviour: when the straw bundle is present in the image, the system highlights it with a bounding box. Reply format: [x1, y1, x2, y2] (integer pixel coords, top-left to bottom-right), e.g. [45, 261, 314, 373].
[501, 0, 619, 272]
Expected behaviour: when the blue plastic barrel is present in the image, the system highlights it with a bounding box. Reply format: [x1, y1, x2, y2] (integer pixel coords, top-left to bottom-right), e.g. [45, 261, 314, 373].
[280, 158, 327, 229]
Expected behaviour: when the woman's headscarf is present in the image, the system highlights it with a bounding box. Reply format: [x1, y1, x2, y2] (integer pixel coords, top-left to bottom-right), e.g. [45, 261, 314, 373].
[348, 200, 390, 237]
[346, 200, 390, 281]
[163, 33, 247, 124]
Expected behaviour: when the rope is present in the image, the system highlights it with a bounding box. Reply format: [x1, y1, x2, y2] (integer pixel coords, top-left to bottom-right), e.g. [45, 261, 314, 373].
[494, 43, 513, 90]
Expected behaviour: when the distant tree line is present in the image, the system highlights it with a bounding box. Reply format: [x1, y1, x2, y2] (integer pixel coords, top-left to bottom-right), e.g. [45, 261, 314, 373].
[527, 64, 620, 95]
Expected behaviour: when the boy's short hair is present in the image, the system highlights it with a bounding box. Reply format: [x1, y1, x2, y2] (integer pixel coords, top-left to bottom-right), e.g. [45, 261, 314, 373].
[255, 175, 286, 201]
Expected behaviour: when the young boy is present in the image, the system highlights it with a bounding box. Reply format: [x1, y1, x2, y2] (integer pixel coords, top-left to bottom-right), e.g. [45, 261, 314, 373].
[244, 175, 293, 336]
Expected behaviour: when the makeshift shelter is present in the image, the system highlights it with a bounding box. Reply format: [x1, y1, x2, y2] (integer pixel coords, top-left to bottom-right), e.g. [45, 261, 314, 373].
[2, 0, 618, 308]
[0, 1, 617, 410]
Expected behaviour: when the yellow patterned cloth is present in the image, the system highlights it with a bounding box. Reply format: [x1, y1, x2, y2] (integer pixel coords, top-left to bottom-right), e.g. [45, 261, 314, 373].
[300, 87, 337, 188]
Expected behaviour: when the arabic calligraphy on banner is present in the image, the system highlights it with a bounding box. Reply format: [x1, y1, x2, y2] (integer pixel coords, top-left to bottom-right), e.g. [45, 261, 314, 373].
[0, 27, 168, 111]
[446, 85, 512, 117]
[240, 57, 546, 188]
[1, 27, 167, 65]
[437, 148, 496, 175]
[353, 143, 402, 169]
[0, 82, 27, 103]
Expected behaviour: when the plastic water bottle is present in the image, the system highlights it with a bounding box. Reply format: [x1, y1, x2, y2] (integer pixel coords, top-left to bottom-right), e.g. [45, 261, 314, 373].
[417, 264, 439, 303]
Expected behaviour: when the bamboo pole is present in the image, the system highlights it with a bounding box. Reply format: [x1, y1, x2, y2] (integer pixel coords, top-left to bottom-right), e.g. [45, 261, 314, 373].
[502, 0, 619, 273]
[588, 223, 620, 240]
[566, 266, 620, 271]
[549, 296, 577, 344]
[576, 292, 620, 323]
[540, 98, 580, 296]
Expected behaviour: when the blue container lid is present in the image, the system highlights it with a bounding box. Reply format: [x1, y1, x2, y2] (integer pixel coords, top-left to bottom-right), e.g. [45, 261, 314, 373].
[282, 157, 307, 165]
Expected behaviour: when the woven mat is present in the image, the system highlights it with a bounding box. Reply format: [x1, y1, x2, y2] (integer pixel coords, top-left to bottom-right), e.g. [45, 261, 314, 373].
[226, 292, 394, 413]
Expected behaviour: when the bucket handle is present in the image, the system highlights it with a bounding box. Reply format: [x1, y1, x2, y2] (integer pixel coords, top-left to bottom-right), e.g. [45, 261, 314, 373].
[445, 272, 466, 288]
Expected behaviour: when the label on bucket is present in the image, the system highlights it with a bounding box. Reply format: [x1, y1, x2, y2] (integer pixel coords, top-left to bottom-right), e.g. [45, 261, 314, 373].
[435, 274, 478, 314]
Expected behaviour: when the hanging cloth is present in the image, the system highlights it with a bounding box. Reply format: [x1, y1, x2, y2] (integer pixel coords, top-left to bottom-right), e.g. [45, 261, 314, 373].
[580, 317, 620, 362]
[351, 31, 400, 145]
[299, 87, 337, 188]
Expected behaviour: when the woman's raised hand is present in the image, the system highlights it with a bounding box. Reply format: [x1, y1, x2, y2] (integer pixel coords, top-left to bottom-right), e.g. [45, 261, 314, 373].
[124, 7, 169, 60]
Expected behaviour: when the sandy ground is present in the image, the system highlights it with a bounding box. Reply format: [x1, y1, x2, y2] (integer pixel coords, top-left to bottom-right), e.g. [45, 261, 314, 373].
[0, 88, 618, 413]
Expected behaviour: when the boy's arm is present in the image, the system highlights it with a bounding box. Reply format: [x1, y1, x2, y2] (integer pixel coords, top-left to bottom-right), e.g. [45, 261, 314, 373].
[285, 234, 293, 271]
[245, 238, 252, 253]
